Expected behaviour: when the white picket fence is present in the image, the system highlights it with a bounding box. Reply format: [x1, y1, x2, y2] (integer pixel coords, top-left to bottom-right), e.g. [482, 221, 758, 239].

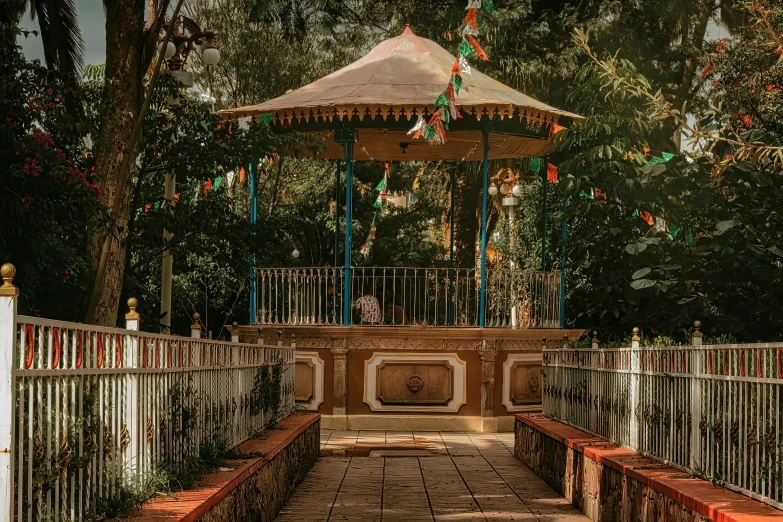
[543, 327, 783, 510]
[0, 265, 295, 522]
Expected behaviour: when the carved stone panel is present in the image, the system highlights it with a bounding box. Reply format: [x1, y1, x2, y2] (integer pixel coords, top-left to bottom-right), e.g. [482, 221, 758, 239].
[295, 360, 315, 403]
[364, 353, 467, 413]
[295, 352, 324, 411]
[503, 353, 543, 413]
[376, 361, 454, 406]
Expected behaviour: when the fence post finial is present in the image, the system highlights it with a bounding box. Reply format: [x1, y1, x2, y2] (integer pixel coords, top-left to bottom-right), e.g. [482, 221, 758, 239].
[631, 327, 640, 349]
[0, 263, 19, 297]
[191, 313, 201, 339]
[692, 320, 703, 346]
[125, 297, 140, 330]
[591, 331, 599, 349]
[562, 335, 569, 349]
[542, 337, 547, 350]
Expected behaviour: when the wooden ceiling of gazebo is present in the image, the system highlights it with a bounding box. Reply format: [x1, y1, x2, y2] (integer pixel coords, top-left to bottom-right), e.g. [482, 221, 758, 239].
[219, 26, 582, 161]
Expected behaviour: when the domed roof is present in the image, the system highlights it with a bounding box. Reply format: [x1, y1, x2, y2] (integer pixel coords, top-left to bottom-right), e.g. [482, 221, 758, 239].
[220, 26, 581, 161]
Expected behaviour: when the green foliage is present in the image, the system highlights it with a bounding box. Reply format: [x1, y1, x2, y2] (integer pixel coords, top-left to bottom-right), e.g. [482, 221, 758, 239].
[0, 24, 99, 320]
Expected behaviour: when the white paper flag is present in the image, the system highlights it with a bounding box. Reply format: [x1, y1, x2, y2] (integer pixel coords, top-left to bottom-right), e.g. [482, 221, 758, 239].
[655, 217, 667, 232]
[227, 170, 235, 188]
[459, 54, 472, 75]
[466, 0, 482, 8]
[407, 115, 424, 135]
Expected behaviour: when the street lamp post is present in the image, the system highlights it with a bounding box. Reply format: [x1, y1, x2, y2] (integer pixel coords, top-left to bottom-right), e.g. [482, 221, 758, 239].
[158, 16, 219, 333]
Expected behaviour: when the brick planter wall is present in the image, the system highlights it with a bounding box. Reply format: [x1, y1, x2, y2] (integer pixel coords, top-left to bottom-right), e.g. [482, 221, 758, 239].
[134, 414, 320, 522]
[199, 419, 320, 522]
[514, 415, 783, 522]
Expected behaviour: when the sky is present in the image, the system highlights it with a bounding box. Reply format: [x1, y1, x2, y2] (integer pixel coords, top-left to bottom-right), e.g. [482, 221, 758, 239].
[17, 0, 106, 66]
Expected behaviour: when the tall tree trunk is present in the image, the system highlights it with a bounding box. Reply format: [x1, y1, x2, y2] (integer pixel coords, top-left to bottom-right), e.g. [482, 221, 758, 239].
[85, 0, 145, 325]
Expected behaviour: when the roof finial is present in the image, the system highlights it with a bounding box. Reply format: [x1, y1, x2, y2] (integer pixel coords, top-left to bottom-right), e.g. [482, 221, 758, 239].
[402, 24, 414, 36]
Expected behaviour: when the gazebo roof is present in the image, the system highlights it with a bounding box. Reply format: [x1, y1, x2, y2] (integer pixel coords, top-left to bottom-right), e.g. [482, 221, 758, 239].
[219, 26, 582, 161]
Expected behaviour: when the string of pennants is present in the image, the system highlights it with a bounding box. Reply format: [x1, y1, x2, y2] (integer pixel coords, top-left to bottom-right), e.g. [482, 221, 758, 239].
[408, 0, 494, 146]
[528, 156, 559, 183]
[140, 154, 280, 213]
[361, 162, 391, 255]
[574, 150, 696, 245]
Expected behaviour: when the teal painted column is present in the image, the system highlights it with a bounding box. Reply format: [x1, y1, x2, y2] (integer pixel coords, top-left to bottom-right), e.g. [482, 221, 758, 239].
[541, 158, 549, 272]
[479, 127, 489, 327]
[338, 134, 355, 326]
[249, 162, 257, 324]
[560, 198, 567, 328]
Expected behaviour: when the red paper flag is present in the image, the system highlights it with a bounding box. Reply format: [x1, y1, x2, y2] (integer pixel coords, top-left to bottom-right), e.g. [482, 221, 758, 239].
[547, 163, 558, 184]
[144, 203, 152, 213]
[203, 179, 213, 195]
[239, 167, 246, 183]
[445, 83, 456, 101]
[467, 35, 489, 61]
[549, 123, 566, 140]
[465, 8, 477, 29]
[639, 211, 655, 226]
[451, 59, 460, 75]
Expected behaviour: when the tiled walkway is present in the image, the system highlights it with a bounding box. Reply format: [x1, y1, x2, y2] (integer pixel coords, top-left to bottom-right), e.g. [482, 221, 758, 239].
[275, 430, 589, 522]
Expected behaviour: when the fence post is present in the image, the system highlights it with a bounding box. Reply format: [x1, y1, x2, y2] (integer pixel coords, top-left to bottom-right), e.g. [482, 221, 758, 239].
[124, 298, 140, 475]
[191, 313, 201, 339]
[690, 320, 703, 470]
[231, 321, 240, 343]
[0, 264, 19, 522]
[592, 331, 598, 349]
[629, 327, 641, 450]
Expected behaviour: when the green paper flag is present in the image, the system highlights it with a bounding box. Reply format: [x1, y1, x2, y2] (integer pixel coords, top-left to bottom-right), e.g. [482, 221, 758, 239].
[529, 157, 541, 174]
[374, 194, 383, 209]
[214, 176, 223, 190]
[459, 38, 475, 57]
[453, 74, 463, 94]
[258, 113, 273, 125]
[579, 188, 595, 200]
[648, 156, 666, 165]
[685, 231, 694, 245]
[153, 201, 161, 210]
[484, 0, 494, 13]
[632, 209, 640, 218]
[662, 152, 675, 161]
[376, 177, 387, 191]
[669, 223, 679, 237]
[435, 93, 448, 108]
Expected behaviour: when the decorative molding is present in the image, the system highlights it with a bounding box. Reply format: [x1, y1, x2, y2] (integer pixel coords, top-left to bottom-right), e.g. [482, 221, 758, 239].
[295, 352, 324, 411]
[364, 353, 466, 413]
[502, 353, 543, 413]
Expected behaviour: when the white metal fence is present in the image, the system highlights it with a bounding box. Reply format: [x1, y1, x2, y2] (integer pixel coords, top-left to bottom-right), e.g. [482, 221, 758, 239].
[542, 330, 783, 510]
[254, 266, 562, 328]
[0, 269, 295, 522]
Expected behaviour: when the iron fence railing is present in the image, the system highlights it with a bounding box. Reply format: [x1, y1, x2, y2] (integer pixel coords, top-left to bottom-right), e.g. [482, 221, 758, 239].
[542, 342, 783, 510]
[5, 315, 295, 522]
[254, 266, 561, 328]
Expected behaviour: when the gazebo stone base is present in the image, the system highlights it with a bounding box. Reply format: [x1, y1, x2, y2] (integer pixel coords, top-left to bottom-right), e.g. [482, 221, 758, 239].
[235, 326, 582, 433]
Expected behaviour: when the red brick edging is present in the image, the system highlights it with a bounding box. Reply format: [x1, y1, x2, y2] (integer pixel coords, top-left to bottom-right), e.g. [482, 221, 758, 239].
[133, 413, 320, 522]
[516, 413, 782, 522]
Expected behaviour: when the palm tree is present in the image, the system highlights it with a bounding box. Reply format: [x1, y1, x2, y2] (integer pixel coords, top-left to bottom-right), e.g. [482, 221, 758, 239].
[1, 0, 84, 76]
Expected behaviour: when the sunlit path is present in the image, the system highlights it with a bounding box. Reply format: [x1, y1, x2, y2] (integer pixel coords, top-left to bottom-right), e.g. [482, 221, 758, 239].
[275, 431, 589, 522]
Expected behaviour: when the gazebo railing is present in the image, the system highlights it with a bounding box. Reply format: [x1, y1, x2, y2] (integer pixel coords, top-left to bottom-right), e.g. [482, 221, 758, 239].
[253, 267, 561, 328]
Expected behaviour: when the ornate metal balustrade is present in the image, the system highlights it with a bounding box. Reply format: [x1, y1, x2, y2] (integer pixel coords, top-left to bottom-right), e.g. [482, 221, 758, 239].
[4, 313, 295, 522]
[254, 266, 561, 328]
[543, 340, 783, 510]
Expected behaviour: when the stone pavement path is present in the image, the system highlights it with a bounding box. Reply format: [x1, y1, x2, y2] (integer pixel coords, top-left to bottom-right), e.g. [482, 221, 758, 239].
[275, 430, 589, 522]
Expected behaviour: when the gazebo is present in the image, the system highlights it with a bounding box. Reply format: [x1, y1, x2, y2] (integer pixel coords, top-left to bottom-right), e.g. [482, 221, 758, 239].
[220, 26, 583, 432]
[221, 25, 581, 330]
